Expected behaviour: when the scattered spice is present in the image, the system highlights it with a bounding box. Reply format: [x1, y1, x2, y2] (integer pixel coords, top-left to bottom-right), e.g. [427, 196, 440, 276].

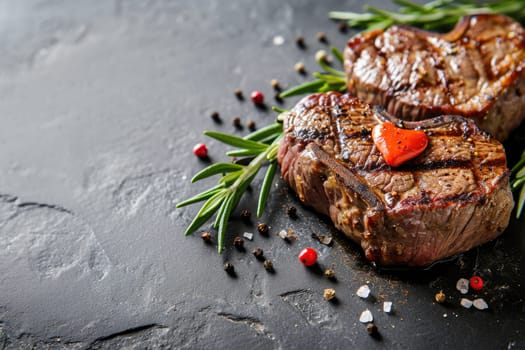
[271, 79, 281, 91]
[357, 285, 371, 299]
[287, 205, 298, 218]
[234, 89, 244, 100]
[473, 298, 488, 310]
[223, 262, 234, 274]
[298, 247, 318, 266]
[192, 143, 208, 158]
[366, 323, 378, 336]
[359, 309, 373, 323]
[469, 276, 484, 291]
[435, 290, 446, 304]
[201, 231, 212, 242]
[324, 268, 335, 279]
[311, 233, 332, 245]
[456, 278, 469, 294]
[337, 21, 348, 33]
[247, 120, 256, 131]
[263, 259, 274, 271]
[295, 36, 306, 49]
[233, 236, 244, 249]
[232, 116, 242, 129]
[323, 288, 336, 301]
[243, 232, 254, 240]
[294, 62, 306, 74]
[383, 301, 393, 313]
[316, 31, 328, 43]
[460, 298, 473, 308]
[257, 223, 269, 235]
[252, 248, 264, 260]
[210, 111, 221, 123]
[315, 50, 329, 64]
[250, 90, 264, 105]
[240, 209, 252, 222]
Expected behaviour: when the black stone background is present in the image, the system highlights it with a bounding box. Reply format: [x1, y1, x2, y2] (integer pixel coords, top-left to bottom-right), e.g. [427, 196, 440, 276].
[0, 0, 523, 349]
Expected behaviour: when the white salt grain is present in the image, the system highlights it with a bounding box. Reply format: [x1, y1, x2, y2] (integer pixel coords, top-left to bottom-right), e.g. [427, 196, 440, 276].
[278, 230, 288, 240]
[456, 278, 469, 294]
[383, 301, 393, 313]
[359, 309, 373, 323]
[460, 298, 473, 309]
[243, 232, 254, 240]
[273, 35, 285, 46]
[473, 298, 488, 310]
[356, 285, 371, 299]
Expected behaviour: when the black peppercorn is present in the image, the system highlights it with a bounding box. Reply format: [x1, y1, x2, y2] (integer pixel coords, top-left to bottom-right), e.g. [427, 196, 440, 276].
[232, 116, 242, 129]
[224, 262, 234, 273]
[295, 36, 306, 49]
[294, 62, 306, 75]
[210, 111, 221, 123]
[287, 205, 297, 219]
[263, 259, 274, 271]
[316, 32, 328, 43]
[257, 223, 269, 235]
[233, 236, 244, 249]
[234, 89, 244, 100]
[247, 120, 256, 131]
[338, 21, 348, 33]
[240, 209, 251, 222]
[366, 323, 378, 335]
[201, 231, 212, 242]
[271, 79, 281, 91]
[252, 248, 264, 260]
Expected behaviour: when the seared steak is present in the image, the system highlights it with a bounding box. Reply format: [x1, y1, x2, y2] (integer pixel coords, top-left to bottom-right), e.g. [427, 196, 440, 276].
[278, 92, 513, 266]
[343, 14, 525, 141]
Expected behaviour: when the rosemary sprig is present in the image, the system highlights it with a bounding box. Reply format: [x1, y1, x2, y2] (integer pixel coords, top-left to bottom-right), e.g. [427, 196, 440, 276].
[511, 150, 525, 219]
[330, 0, 525, 31]
[177, 120, 284, 253]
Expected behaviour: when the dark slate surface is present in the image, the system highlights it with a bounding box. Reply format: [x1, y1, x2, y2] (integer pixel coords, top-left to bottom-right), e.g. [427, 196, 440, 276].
[0, 1, 523, 349]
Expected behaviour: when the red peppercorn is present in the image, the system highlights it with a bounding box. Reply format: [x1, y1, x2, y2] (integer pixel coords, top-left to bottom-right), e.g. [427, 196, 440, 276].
[470, 276, 484, 291]
[298, 247, 318, 266]
[193, 143, 208, 158]
[250, 91, 264, 105]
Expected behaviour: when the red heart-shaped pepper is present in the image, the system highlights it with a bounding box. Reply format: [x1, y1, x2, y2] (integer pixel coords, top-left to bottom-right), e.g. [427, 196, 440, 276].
[372, 122, 428, 167]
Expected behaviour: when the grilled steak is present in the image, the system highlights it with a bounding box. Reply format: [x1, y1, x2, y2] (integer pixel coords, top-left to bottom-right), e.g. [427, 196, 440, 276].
[278, 92, 513, 266]
[343, 14, 525, 141]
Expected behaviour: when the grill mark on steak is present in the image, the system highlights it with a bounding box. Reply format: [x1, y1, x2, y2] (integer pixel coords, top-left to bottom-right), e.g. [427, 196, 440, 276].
[311, 143, 385, 211]
[278, 92, 513, 266]
[344, 14, 525, 141]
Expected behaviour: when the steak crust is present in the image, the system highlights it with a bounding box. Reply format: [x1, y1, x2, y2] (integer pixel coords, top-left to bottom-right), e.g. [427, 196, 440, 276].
[344, 14, 525, 141]
[278, 92, 513, 266]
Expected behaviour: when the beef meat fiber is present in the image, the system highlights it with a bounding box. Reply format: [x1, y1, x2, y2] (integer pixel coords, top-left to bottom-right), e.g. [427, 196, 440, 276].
[278, 92, 513, 266]
[344, 14, 525, 141]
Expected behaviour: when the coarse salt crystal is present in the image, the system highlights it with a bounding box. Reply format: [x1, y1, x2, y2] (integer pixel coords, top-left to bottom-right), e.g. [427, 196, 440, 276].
[273, 35, 285, 46]
[383, 301, 392, 313]
[356, 285, 371, 299]
[359, 309, 373, 323]
[243, 232, 254, 240]
[473, 298, 488, 310]
[460, 298, 473, 309]
[456, 278, 469, 294]
[278, 230, 288, 240]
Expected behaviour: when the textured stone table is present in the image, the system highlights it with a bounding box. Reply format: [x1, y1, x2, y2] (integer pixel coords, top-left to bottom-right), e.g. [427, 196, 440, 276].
[0, 1, 523, 349]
